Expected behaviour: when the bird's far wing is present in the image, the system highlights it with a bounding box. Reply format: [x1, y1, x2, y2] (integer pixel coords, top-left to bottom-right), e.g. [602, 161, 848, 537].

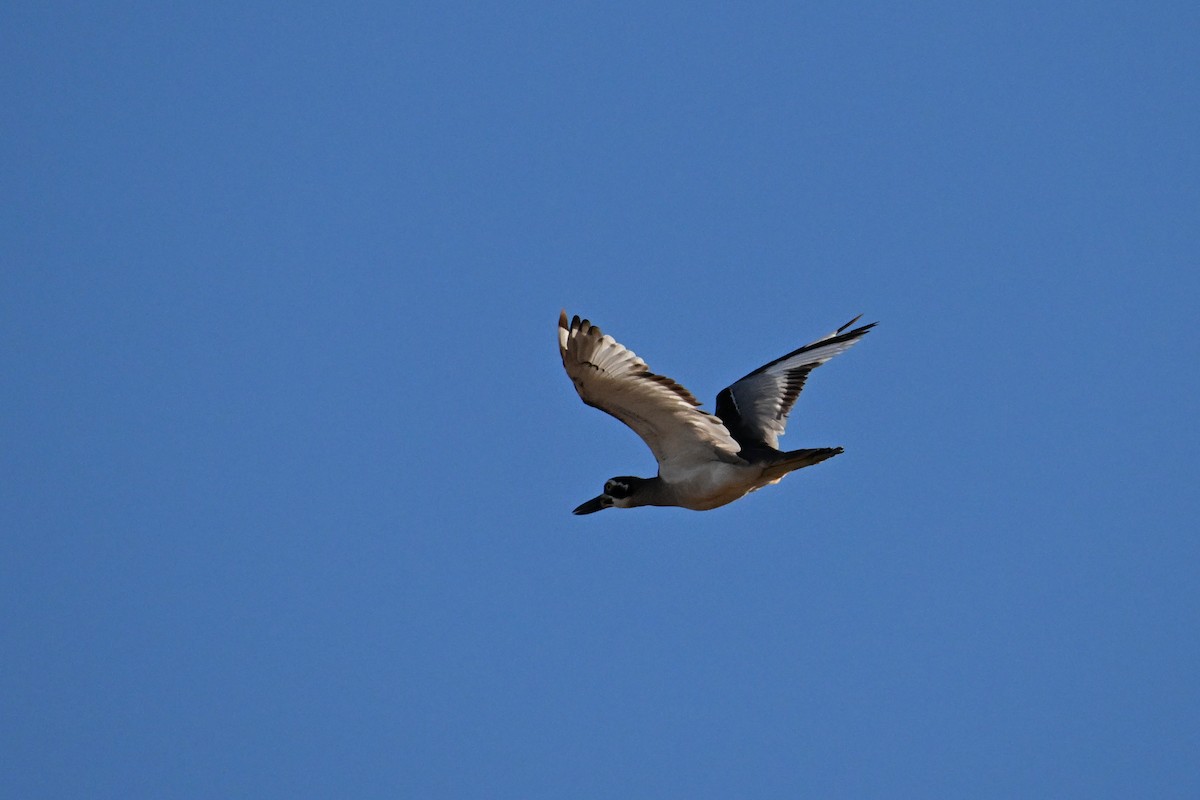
[559, 311, 743, 470]
[715, 316, 876, 449]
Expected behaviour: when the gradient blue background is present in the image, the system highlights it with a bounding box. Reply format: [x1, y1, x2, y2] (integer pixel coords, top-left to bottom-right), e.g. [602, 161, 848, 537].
[4, 2, 1198, 797]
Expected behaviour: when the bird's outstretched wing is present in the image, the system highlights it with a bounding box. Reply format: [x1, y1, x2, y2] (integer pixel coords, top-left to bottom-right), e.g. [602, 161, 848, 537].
[715, 316, 876, 450]
[559, 311, 743, 470]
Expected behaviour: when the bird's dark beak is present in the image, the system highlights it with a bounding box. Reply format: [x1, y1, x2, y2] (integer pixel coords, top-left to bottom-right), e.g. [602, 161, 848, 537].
[573, 495, 608, 515]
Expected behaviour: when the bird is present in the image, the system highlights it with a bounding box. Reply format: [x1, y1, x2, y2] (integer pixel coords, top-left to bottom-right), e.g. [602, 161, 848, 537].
[558, 310, 876, 514]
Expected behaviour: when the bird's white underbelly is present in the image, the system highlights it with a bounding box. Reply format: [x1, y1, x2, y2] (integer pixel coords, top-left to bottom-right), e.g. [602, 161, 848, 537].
[660, 461, 766, 511]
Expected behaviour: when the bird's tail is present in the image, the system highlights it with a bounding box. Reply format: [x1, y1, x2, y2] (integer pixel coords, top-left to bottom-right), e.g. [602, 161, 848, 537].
[761, 447, 843, 485]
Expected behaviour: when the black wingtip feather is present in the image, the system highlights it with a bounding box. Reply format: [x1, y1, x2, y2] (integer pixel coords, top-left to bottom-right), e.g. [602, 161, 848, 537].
[837, 314, 864, 334]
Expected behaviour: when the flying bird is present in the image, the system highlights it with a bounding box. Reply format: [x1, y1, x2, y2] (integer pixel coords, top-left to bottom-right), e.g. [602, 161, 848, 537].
[558, 310, 875, 514]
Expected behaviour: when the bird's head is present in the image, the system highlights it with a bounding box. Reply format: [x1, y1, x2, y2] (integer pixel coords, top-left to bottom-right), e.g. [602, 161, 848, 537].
[572, 476, 645, 515]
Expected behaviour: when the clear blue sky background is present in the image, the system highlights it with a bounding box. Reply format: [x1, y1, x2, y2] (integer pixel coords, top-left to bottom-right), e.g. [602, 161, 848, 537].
[4, 2, 1198, 797]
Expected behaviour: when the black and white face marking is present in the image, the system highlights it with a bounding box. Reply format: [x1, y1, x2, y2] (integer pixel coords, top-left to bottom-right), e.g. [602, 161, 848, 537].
[603, 478, 636, 499]
[574, 477, 642, 514]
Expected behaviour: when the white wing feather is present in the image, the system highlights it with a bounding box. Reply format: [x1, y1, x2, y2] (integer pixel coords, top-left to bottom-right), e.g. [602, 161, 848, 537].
[559, 311, 743, 471]
[718, 317, 876, 449]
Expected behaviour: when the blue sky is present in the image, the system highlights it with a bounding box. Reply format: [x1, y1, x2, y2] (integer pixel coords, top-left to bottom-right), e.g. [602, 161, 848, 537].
[3, 2, 1198, 797]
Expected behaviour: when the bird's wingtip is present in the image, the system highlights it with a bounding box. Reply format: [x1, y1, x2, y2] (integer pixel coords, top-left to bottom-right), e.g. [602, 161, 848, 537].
[558, 309, 572, 351]
[837, 314, 863, 333]
[838, 315, 879, 337]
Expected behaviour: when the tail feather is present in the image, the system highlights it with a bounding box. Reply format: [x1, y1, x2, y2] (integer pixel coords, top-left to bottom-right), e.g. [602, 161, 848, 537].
[761, 447, 843, 485]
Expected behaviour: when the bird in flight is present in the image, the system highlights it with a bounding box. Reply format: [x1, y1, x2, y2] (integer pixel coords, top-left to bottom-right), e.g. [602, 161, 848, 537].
[558, 310, 876, 514]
